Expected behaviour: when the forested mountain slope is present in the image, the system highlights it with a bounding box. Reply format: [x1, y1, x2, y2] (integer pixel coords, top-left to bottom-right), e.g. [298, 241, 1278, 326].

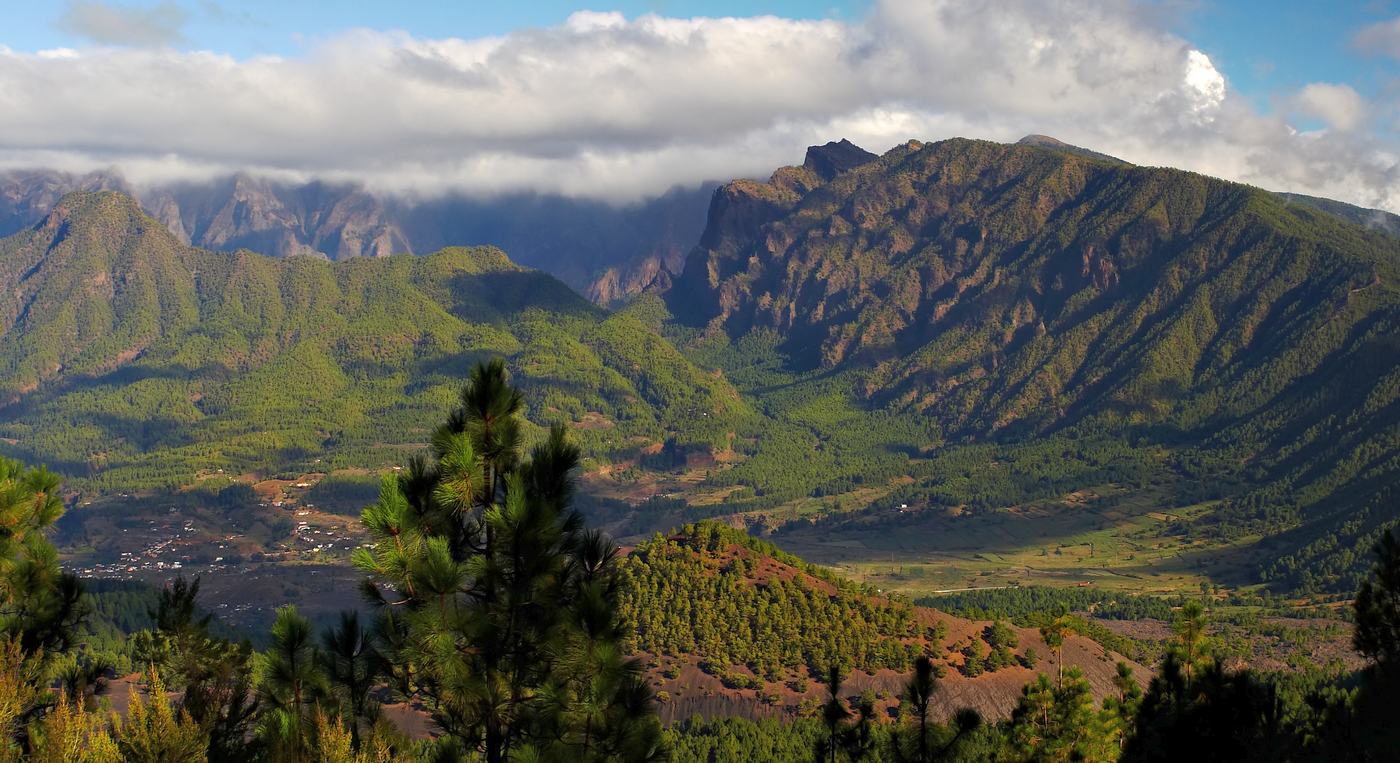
[664, 137, 1400, 591]
[0, 191, 750, 493]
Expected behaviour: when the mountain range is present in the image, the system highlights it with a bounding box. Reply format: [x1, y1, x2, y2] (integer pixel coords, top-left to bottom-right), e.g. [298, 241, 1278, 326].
[0, 169, 714, 305]
[3, 134, 1400, 594]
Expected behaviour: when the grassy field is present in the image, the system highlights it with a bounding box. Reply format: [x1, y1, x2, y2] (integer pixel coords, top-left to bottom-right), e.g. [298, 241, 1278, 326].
[773, 484, 1265, 597]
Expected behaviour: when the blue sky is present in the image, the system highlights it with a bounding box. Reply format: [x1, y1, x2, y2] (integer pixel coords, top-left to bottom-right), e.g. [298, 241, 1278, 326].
[1183, 1, 1397, 117]
[1, 1, 1397, 210]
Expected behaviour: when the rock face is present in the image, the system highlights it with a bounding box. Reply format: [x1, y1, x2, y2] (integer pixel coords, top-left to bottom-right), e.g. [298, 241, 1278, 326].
[145, 175, 410, 260]
[0, 171, 715, 304]
[667, 133, 1400, 441]
[396, 184, 713, 305]
[586, 256, 674, 305]
[802, 138, 879, 181]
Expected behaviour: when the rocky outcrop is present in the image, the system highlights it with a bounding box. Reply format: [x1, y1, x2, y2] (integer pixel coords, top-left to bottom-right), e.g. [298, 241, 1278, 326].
[144, 175, 409, 260]
[665, 135, 1400, 450]
[802, 138, 878, 181]
[586, 255, 674, 306]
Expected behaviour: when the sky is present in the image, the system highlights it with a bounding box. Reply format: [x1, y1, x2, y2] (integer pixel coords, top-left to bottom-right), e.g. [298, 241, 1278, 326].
[1, 0, 1398, 210]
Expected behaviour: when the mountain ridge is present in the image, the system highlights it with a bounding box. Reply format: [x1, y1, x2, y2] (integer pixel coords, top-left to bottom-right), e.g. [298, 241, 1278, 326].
[0, 170, 716, 306]
[4, 140, 1395, 310]
[661, 135, 1400, 591]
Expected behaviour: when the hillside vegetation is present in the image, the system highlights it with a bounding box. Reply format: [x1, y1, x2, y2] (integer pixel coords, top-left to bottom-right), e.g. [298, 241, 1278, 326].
[619, 523, 925, 678]
[0, 191, 751, 494]
[617, 521, 1145, 726]
[0, 169, 713, 304]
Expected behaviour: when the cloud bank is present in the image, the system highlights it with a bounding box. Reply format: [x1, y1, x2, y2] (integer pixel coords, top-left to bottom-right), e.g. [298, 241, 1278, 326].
[4, 0, 1398, 210]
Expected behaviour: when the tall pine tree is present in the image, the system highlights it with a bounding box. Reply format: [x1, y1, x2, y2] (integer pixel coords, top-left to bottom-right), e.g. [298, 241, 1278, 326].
[355, 360, 665, 762]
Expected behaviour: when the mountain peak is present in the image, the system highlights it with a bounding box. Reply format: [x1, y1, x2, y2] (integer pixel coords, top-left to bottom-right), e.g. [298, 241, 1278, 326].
[1016, 134, 1128, 164]
[41, 189, 149, 234]
[1016, 133, 1070, 148]
[802, 138, 878, 181]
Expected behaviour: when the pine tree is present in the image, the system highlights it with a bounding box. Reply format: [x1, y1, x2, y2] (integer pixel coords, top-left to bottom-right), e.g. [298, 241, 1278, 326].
[1037, 610, 1075, 691]
[149, 577, 212, 643]
[899, 656, 936, 762]
[846, 691, 876, 761]
[1169, 601, 1210, 689]
[817, 666, 849, 763]
[321, 611, 381, 748]
[354, 361, 665, 763]
[1104, 662, 1141, 752]
[0, 459, 83, 664]
[256, 606, 328, 762]
[0, 458, 84, 751]
[147, 577, 259, 762]
[941, 709, 984, 760]
[1354, 528, 1400, 670]
[1120, 600, 1279, 762]
[1347, 526, 1400, 757]
[1010, 667, 1117, 762]
[0, 639, 43, 758]
[180, 638, 259, 763]
[311, 709, 411, 763]
[25, 688, 120, 763]
[115, 668, 209, 762]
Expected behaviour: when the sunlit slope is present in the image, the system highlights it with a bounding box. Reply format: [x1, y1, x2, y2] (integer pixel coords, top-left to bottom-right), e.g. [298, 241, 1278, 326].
[0, 191, 755, 492]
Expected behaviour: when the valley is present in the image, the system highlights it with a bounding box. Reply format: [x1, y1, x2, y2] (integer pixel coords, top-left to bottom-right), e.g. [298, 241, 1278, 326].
[16, 133, 1397, 617]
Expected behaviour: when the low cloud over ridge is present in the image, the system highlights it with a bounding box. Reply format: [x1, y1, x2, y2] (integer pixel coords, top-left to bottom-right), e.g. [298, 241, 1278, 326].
[5, 0, 1398, 211]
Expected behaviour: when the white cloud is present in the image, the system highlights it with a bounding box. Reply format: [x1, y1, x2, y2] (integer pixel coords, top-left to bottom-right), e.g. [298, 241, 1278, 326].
[1293, 82, 1367, 131]
[1183, 50, 1227, 122]
[1, 0, 1395, 211]
[1355, 15, 1400, 59]
[56, 1, 188, 47]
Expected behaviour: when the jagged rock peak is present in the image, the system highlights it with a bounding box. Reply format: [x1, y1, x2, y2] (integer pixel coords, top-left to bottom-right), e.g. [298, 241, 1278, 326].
[802, 139, 878, 181]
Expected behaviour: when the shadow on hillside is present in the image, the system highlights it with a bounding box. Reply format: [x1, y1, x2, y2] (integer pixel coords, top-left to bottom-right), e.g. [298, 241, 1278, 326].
[0, 361, 231, 415]
[773, 490, 1264, 587]
[409, 349, 516, 389]
[0, 442, 91, 477]
[445, 271, 600, 324]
